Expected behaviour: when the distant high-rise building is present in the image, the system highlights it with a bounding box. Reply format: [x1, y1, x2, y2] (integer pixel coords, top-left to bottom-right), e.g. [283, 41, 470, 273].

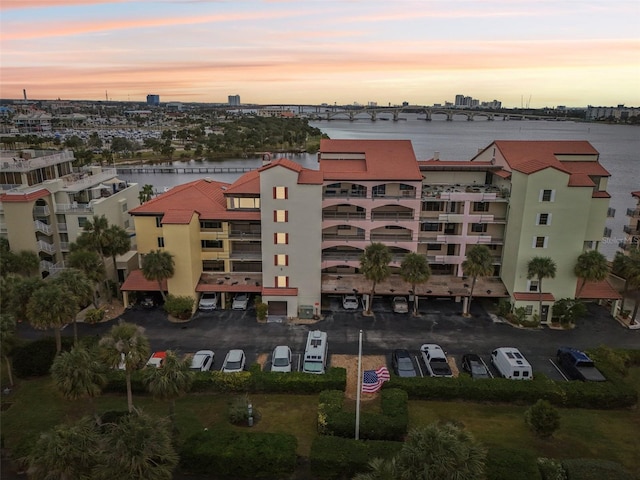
[147, 94, 160, 106]
[228, 95, 241, 106]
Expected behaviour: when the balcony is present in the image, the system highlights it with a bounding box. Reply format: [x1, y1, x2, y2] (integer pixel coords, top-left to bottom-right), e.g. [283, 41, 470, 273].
[623, 225, 640, 235]
[33, 205, 50, 216]
[322, 251, 408, 263]
[370, 211, 414, 221]
[322, 233, 366, 242]
[228, 230, 261, 239]
[34, 220, 52, 235]
[57, 222, 68, 232]
[229, 250, 262, 260]
[422, 184, 508, 200]
[626, 208, 640, 218]
[438, 213, 465, 223]
[322, 211, 366, 221]
[56, 203, 93, 213]
[323, 190, 366, 199]
[436, 234, 492, 244]
[369, 233, 413, 242]
[37, 240, 56, 254]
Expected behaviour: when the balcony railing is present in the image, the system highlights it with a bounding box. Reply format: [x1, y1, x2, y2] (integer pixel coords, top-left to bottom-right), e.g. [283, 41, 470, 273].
[323, 190, 367, 199]
[56, 203, 93, 213]
[34, 220, 52, 235]
[57, 223, 68, 232]
[37, 240, 56, 254]
[626, 208, 640, 218]
[369, 234, 413, 242]
[60, 242, 70, 251]
[322, 233, 366, 241]
[229, 251, 262, 259]
[322, 212, 367, 220]
[370, 212, 414, 221]
[228, 231, 262, 239]
[0, 223, 7, 233]
[322, 252, 408, 263]
[33, 205, 50, 216]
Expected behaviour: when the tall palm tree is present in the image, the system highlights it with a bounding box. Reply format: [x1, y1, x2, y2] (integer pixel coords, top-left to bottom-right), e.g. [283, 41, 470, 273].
[461, 245, 494, 316]
[613, 251, 640, 324]
[26, 283, 78, 354]
[4, 275, 45, 322]
[574, 250, 609, 297]
[51, 345, 106, 411]
[138, 184, 154, 204]
[0, 313, 17, 387]
[53, 269, 93, 344]
[99, 322, 150, 412]
[360, 243, 392, 315]
[399, 253, 431, 315]
[81, 214, 110, 259]
[141, 249, 175, 301]
[6, 250, 40, 277]
[103, 224, 131, 297]
[353, 457, 399, 480]
[526, 256, 557, 322]
[67, 248, 106, 307]
[142, 350, 194, 427]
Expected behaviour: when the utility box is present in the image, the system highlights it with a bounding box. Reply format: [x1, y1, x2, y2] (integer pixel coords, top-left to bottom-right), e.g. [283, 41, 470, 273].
[299, 305, 314, 319]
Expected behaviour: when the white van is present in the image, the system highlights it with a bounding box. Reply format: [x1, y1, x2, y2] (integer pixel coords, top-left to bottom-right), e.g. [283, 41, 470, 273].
[491, 347, 532, 380]
[302, 330, 328, 374]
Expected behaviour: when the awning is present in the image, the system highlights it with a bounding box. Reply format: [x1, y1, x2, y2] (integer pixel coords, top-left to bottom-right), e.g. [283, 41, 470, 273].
[120, 270, 167, 292]
[576, 279, 622, 300]
[103, 177, 125, 184]
[513, 292, 555, 301]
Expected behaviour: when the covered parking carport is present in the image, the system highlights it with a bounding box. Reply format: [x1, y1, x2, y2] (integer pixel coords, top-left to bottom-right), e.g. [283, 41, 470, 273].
[120, 270, 167, 308]
[575, 279, 624, 321]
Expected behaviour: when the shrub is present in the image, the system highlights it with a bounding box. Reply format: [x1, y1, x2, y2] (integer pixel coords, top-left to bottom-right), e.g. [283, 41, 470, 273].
[12, 337, 74, 378]
[497, 298, 511, 317]
[255, 302, 268, 321]
[84, 308, 105, 324]
[227, 394, 261, 426]
[163, 294, 194, 319]
[525, 399, 560, 438]
[537, 458, 567, 480]
[486, 447, 541, 480]
[561, 458, 635, 480]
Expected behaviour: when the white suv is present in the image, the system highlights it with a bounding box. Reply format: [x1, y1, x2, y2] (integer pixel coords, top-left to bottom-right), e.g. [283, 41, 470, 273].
[198, 292, 218, 310]
[271, 345, 292, 373]
[342, 295, 359, 310]
[222, 349, 246, 373]
[190, 350, 214, 372]
[232, 293, 249, 310]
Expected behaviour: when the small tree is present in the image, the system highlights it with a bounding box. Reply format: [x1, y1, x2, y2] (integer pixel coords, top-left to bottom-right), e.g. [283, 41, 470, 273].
[141, 249, 175, 301]
[524, 399, 560, 438]
[360, 243, 392, 315]
[399, 252, 431, 315]
[163, 294, 194, 319]
[552, 298, 587, 326]
[574, 250, 608, 297]
[462, 245, 494, 316]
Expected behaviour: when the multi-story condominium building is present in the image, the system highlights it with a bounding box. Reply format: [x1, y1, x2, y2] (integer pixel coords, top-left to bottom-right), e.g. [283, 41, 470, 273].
[0, 149, 139, 278]
[621, 191, 640, 253]
[147, 94, 160, 106]
[228, 95, 241, 106]
[125, 139, 619, 321]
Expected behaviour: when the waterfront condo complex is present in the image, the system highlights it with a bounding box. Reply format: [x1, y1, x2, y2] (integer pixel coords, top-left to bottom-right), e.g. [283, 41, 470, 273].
[122, 138, 621, 321]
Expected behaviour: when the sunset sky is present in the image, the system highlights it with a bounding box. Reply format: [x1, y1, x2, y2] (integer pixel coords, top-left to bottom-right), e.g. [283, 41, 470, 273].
[1, 1, 638, 107]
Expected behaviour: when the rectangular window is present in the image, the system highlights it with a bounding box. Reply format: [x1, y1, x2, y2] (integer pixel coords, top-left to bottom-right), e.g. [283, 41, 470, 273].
[201, 239, 223, 249]
[372, 185, 386, 197]
[337, 225, 351, 230]
[473, 202, 489, 212]
[121, 202, 128, 212]
[157, 237, 165, 247]
[533, 236, 548, 248]
[200, 220, 222, 229]
[275, 276, 288, 287]
[536, 213, 551, 226]
[155, 216, 162, 228]
[78, 217, 87, 228]
[124, 219, 130, 229]
[274, 254, 288, 266]
[539, 189, 555, 202]
[273, 186, 288, 199]
[274, 210, 288, 222]
[274, 232, 288, 244]
[527, 280, 539, 292]
[525, 305, 533, 315]
[422, 201, 443, 212]
[471, 223, 487, 233]
[421, 222, 440, 232]
[427, 243, 441, 251]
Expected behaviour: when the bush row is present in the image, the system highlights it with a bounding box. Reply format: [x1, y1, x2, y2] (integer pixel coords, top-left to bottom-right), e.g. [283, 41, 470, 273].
[309, 435, 402, 480]
[317, 389, 408, 441]
[485, 447, 542, 480]
[103, 366, 347, 395]
[179, 429, 297, 479]
[561, 458, 635, 480]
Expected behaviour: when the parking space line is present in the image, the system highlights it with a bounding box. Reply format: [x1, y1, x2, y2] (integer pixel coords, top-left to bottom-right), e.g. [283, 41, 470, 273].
[480, 357, 494, 378]
[548, 359, 569, 381]
[415, 355, 425, 377]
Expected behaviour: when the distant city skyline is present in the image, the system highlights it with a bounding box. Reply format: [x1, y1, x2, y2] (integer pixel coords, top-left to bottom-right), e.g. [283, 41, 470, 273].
[1, 1, 638, 108]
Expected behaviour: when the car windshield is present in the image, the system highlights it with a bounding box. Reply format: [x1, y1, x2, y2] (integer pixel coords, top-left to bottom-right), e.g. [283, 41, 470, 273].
[273, 357, 289, 367]
[471, 364, 487, 375]
[202, 293, 216, 300]
[398, 358, 414, 371]
[225, 360, 241, 369]
[304, 361, 323, 372]
[235, 295, 247, 301]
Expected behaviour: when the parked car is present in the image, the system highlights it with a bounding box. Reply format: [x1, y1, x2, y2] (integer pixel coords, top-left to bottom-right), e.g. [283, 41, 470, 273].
[198, 292, 218, 310]
[392, 296, 409, 313]
[232, 293, 250, 310]
[140, 296, 155, 308]
[491, 347, 532, 380]
[461, 353, 491, 379]
[271, 345, 292, 373]
[190, 350, 214, 372]
[420, 344, 453, 377]
[146, 351, 166, 368]
[342, 294, 359, 310]
[222, 349, 246, 373]
[391, 349, 417, 377]
[556, 347, 606, 382]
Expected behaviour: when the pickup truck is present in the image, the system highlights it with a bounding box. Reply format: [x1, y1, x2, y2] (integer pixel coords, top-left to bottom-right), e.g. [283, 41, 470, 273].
[556, 347, 606, 382]
[420, 344, 453, 377]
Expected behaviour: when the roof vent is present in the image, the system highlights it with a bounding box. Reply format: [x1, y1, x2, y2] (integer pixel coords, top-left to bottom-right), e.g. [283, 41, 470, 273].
[204, 177, 212, 182]
[433, 151, 440, 160]
[221, 186, 227, 191]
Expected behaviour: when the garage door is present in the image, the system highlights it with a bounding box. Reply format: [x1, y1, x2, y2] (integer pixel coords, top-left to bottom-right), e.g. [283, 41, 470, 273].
[268, 301, 287, 316]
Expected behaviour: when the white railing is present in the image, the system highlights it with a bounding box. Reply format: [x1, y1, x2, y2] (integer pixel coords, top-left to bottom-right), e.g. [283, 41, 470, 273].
[33, 205, 50, 216]
[37, 240, 56, 254]
[57, 222, 68, 232]
[34, 220, 52, 235]
[55, 203, 93, 213]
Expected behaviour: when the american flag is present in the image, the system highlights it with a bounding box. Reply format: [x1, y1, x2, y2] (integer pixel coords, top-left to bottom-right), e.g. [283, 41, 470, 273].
[362, 366, 390, 393]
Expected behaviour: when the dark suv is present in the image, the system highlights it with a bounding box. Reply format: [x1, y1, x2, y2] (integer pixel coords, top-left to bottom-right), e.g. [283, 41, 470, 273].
[391, 349, 417, 377]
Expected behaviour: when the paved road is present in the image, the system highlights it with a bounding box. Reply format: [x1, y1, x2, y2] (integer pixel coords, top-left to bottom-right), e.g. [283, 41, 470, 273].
[19, 297, 638, 380]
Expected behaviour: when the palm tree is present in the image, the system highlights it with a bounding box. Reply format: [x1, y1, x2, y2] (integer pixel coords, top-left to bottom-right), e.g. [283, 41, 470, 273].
[526, 256, 557, 322]
[67, 248, 106, 307]
[4, 275, 45, 322]
[142, 350, 194, 427]
[613, 251, 640, 324]
[26, 283, 78, 354]
[99, 321, 150, 412]
[399, 253, 431, 315]
[359, 243, 392, 315]
[141, 249, 175, 301]
[138, 184, 154, 203]
[27, 416, 101, 480]
[0, 313, 17, 387]
[53, 269, 93, 344]
[574, 250, 609, 297]
[353, 457, 399, 480]
[103, 224, 131, 297]
[6, 250, 40, 276]
[81, 214, 110, 259]
[51, 345, 106, 411]
[461, 245, 494, 316]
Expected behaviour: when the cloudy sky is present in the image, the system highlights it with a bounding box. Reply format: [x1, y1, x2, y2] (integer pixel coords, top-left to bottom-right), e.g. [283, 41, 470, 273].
[1, 0, 638, 107]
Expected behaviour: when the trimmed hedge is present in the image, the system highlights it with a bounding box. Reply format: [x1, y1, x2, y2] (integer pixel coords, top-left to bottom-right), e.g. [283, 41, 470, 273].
[179, 429, 297, 479]
[309, 435, 402, 479]
[485, 447, 541, 480]
[561, 458, 635, 480]
[318, 389, 408, 441]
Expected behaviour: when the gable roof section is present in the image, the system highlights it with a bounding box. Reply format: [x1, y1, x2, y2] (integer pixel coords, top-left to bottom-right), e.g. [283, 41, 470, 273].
[223, 169, 260, 195]
[258, 158, 324, 185]
[161, 209, 196, 224]
[319, 139, 423, 181]
[0, 188, 50, 203]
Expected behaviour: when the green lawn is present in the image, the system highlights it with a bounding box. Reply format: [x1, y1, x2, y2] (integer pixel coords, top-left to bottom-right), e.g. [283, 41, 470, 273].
[2, 369, 639, 476]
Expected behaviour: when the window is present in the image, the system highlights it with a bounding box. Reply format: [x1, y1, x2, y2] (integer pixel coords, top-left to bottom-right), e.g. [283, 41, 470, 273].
[157, 237, 165, 247]
[337, 225, 351, 230]
[539, 189, 555, 202]
[399, 183, 414, 190]
[201, 239, 223, 249]
[230, 197, 260, 209]
[124, 219, 130, 229]
[536, 213, 551, 225]
[275, 276, 289, 287]
[372, 185, 386, 197]
[533, 236, 548, 248]
[274, 232, 288, 244]
[525, 305, 533, 315]
[155, 216, 162, 228]
[527, 280, 539, 292]
[422, 201, 443, 212]
[121, 202, 128, 212]
[273, 186, 288, 199]
[471, 223, 487, 233]
[473, 202, 489, 212]
[427, 243, 441, 251]
[421, 222, 440, 232]
[200, 220, 222, 229]
[274, 210, 288, 222]
[274, 254, 288, 266]
[78, 217, 87, 228]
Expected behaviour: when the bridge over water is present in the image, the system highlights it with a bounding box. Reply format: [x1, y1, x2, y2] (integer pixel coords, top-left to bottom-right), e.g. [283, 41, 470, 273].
[116, 165, 255, 175]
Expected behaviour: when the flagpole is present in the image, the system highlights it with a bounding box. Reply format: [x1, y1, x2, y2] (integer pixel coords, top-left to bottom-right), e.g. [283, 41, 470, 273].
[355, 329, 363, 440]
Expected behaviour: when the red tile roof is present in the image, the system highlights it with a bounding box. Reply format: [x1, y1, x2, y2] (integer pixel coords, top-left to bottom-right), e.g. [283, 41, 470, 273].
[494, 169, 511, 179]
[319, 139, 423, 181]
[161, 209, 196, 224]
[567, 173, 595, 187]
[418, 160, 494, 167]
[259, 158, 324, 185]
[223, 170, 260, 194]
[0, 188, 50, 202]
[513, 292, 555, 301]
[631, 191, 640, 200]
[262, 287, 299, 296]
[576, 279, 622, 300]
[121, 270, 167, 292]
[197, 283, 262, 293]
[592, 191, 611, 198]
